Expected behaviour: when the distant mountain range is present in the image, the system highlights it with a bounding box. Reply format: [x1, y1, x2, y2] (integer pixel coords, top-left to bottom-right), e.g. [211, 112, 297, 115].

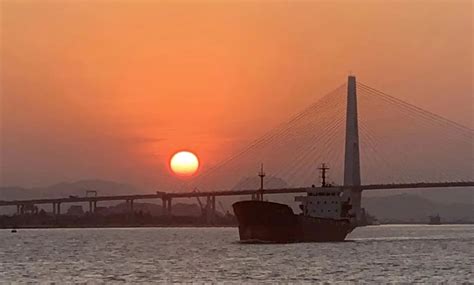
[1, 179, 473, 222]
[106, 201, 204, 217]
[362, 193, 473, 223]
[0, 179, 142, 201]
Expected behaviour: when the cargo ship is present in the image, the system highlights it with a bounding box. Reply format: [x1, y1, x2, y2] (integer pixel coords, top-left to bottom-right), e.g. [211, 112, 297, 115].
[232, 164, 357, 243]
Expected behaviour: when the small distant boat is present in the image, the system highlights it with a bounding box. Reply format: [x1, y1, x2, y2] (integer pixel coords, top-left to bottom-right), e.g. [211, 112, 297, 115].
[11, 229, 17, 233]
[429, 214, 441, 225]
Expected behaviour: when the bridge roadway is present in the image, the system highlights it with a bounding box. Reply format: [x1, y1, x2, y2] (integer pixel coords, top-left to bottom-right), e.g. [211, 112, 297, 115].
[0, 181, 472, 215]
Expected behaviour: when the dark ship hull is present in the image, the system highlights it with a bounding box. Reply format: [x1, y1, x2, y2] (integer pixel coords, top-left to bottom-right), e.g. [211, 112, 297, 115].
[233, 200, 354, 243]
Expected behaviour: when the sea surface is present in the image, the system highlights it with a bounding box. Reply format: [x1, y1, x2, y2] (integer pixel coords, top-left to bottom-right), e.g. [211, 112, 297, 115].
[0, 225, 472, 283]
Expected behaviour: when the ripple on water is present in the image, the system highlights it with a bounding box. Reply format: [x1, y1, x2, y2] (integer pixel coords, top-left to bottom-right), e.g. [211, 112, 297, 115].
[0, 225, 473, 282]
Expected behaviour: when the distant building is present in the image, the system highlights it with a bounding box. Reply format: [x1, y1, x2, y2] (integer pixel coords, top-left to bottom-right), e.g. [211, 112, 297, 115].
[67, 205, 84, 216]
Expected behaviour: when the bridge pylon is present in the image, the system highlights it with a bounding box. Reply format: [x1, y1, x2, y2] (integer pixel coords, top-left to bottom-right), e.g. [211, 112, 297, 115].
[343, 75, 362, 223]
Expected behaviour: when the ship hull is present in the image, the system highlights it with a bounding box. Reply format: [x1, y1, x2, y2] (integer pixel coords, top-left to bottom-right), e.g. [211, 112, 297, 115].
[233, 200, 354, 243]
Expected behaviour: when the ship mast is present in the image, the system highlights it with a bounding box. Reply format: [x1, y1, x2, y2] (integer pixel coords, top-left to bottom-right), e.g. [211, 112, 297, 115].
[258, 163, 266, 201]
[318, 163, 329, 187]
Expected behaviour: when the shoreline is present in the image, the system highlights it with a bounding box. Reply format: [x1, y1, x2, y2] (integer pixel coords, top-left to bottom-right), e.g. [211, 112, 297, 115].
[2, 224, 238, 229]
[3, 223, 474, 230]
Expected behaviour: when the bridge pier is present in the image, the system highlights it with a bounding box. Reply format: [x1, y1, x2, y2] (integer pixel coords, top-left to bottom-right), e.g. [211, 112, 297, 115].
[250, 192, 263, 201]
[89, 201, 97, 214]
[161, 197, 166, 216]
[166, 198, 172, 216]
[351, 188, 362, 222]
[52, 202, 61, 215]
[205, 196, 216, 224]
[205, 196, 210, 223]
[212, 196, 216, 215]
[161, 196, 172, 216]
[16, 204, 20, 215]
[126, 199, 134, 213]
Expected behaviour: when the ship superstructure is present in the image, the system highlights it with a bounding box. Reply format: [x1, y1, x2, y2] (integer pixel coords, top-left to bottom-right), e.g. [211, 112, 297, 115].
[295, 164, 353, 221]
[295, 187, 352, 220]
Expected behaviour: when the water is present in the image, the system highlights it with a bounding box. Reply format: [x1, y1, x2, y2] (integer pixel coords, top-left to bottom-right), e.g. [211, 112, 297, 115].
[1, 225, 472, 283]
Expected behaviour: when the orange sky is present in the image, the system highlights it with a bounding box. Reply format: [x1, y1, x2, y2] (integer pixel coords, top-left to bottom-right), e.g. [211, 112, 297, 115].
[1, 1, 472, 189]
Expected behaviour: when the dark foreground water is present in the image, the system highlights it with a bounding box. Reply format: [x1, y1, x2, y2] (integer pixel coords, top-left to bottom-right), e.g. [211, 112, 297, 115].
[0, 225, 472, 283]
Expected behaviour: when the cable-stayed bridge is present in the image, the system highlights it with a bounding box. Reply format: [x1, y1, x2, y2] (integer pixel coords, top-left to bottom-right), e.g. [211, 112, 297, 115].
[2, 76, 473, 223]
[193, 78, 472, 189]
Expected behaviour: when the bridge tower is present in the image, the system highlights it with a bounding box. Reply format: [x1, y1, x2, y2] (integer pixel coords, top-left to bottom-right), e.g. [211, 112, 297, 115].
[343, 75, 362, 223]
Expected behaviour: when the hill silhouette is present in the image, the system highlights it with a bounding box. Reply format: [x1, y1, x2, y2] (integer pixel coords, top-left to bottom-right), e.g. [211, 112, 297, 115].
[0, 179, 140, 201]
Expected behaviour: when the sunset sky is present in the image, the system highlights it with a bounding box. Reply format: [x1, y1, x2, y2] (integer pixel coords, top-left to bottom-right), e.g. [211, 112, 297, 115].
[1, 1, 472, 189]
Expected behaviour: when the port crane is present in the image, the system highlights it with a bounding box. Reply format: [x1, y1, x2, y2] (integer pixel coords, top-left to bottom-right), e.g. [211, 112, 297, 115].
[193, 188, 208, 218]
[192, 188, 216, 223]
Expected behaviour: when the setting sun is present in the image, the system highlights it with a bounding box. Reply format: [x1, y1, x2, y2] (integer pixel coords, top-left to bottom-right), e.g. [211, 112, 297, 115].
[170, 151, 199, 177]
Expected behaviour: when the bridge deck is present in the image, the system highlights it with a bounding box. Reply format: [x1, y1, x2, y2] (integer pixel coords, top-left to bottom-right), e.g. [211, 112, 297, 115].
[0, 182, 472, 207]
